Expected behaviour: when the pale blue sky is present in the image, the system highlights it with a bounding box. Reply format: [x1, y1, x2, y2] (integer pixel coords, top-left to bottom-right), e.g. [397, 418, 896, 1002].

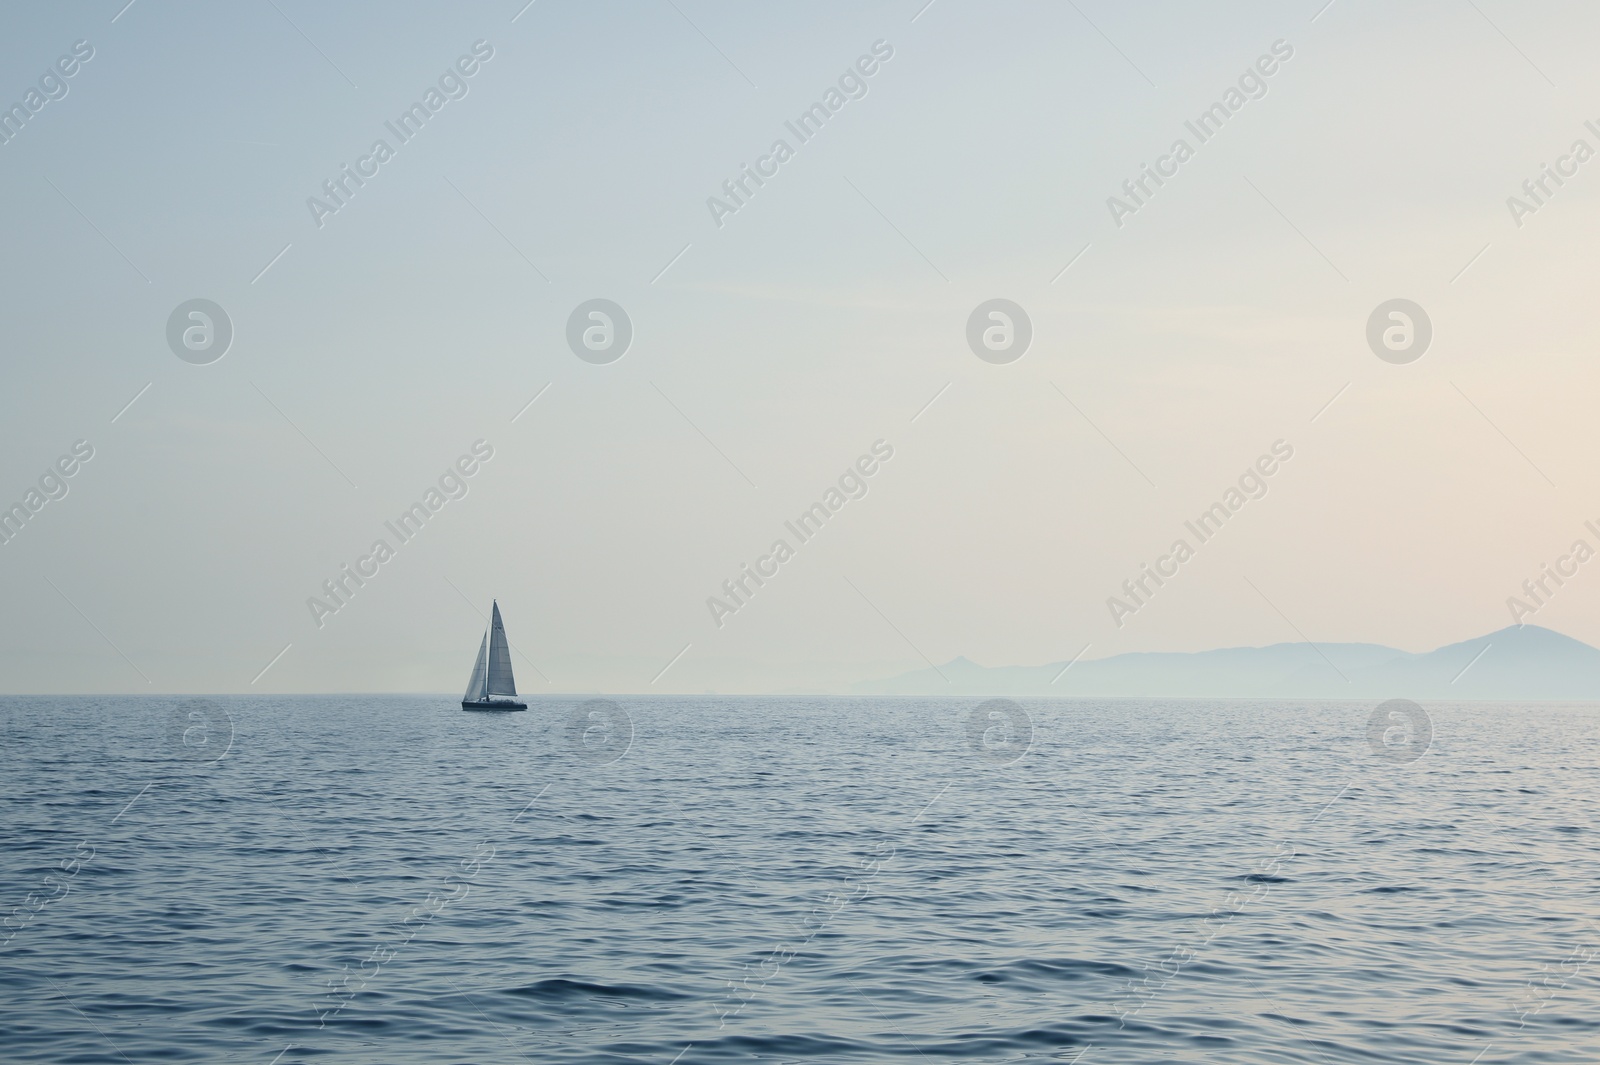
[3, 0, 1599, 693]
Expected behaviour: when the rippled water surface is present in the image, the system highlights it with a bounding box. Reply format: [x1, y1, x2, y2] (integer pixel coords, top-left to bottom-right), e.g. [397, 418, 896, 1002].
[3, 696, 1599, 1063]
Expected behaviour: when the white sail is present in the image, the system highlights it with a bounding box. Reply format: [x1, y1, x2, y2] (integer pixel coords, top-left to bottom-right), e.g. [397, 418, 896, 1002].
[463, 633, 488, 702]
[485, 600, 518, 697]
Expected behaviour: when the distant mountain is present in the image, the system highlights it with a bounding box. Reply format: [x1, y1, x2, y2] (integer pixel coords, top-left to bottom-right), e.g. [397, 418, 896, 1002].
[851, 626, 1600, 700]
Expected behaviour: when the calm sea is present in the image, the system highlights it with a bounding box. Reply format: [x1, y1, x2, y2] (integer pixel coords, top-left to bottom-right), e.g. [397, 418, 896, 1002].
[2, 695, 1598, 1063]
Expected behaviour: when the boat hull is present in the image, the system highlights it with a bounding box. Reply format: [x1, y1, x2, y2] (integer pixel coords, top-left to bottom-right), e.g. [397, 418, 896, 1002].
[461, 699, 527, 711]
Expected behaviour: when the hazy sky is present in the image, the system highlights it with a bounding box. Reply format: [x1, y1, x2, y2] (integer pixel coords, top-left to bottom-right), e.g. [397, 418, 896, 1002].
[3, 0, 1599, 694]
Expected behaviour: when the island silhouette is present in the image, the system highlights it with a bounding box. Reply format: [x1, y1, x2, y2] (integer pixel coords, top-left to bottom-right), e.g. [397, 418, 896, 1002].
[854, 625, 1600, 700]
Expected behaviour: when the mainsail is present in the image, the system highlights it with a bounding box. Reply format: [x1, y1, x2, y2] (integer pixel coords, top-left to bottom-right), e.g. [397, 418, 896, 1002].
[485, 600, 518, 697]
[463, 632, 489, 702]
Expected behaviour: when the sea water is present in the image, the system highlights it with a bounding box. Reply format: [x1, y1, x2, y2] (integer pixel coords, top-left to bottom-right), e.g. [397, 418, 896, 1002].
[2, 695, 1597, 1063]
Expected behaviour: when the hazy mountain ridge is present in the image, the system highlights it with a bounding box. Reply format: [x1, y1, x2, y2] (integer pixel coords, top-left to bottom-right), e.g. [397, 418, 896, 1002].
[852, 626, 1600, 700]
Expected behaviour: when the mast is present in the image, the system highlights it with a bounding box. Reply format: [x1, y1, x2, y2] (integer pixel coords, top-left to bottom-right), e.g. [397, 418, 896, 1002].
[485, 599, 518, 698]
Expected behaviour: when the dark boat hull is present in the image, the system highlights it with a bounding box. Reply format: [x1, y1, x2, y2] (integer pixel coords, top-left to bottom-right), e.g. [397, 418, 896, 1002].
[462, 699, 527, 711]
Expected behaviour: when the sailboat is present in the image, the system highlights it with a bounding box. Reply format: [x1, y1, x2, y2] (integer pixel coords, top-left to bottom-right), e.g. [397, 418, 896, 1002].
[461, 601, 527, 711]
